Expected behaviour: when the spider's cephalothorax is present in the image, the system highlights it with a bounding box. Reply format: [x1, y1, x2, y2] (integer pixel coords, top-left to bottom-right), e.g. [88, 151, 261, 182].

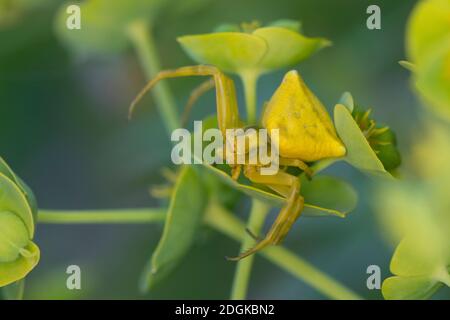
[130, 65, 346, 260]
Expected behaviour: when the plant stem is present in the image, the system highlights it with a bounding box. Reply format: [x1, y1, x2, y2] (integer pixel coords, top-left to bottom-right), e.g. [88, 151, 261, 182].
[127, 20, 180, 133]
[205, 202, 362, 300]
[38, 209, 166, 224]
[37, 205, 361, 299]
[230, 199, 270, 299]
[240, 71, 259, 124]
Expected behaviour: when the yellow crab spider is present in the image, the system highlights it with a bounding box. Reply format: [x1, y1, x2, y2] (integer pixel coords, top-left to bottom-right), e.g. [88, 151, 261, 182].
[130, 65, 346, 261]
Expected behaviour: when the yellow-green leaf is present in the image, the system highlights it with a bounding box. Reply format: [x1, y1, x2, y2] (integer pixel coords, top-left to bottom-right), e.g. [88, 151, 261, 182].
[178, 33, 268, 73]
[0, 212, 30, 263]
[382, 275, 442, 300]
[178, 24, 329, 75]
[415, 37, 450, 121]
[253, 27, 330, 71]
[140, 166, 207, 291]
[0, 173, 34, 238]
[0, 242, 40, 288]
[406, 0, 450, 64]
[334, 104, 392, 178]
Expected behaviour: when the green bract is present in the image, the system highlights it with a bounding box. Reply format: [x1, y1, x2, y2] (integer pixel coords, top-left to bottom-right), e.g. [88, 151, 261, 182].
[334, 94, 399, 178]
[140, 166, 207, 291]
[407, 0, 450, 64]
[178, 20, 330, 75]
[376, 182, 450, 299]
[415, 38, 450, 121]
[406, 0, 450, 121]
[0, 157, 39, 289]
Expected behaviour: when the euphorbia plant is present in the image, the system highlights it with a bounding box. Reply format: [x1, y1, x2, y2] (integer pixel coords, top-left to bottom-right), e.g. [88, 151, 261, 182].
[0, 1, 404, 300]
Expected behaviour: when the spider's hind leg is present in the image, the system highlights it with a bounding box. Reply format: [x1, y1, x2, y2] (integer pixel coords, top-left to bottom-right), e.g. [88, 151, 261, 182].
[226, 166, 304, 261]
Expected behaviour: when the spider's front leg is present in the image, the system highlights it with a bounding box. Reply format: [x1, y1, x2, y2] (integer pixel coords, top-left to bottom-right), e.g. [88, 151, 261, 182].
[279, 157, 313, 179]
[130, 65, 245, 181]
[226, 166, 304, 261]
[129, 65, 240, 136]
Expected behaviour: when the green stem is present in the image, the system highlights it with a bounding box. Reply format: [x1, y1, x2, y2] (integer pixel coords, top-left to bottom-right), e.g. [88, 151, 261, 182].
[127, 20, 180, 133]
[240, 71, 259, 124]
[205, 202, 362, 300]
[38, 209, 166, 224]
[230, 199, 270, 299]
[37, 205, 361, 299]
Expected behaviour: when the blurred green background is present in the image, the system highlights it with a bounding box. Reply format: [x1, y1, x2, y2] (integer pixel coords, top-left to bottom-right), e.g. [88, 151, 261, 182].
[1, 0, 447, 299]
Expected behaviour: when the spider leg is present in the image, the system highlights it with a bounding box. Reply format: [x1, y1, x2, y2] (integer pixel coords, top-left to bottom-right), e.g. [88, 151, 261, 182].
[181, 78, 215, 126]
[129, 65, 240, 134]
[245, 227, 262, 241]
[226, 166, 304, 261]
[279, 157, 313, 179]
[231, 164, 242, 180]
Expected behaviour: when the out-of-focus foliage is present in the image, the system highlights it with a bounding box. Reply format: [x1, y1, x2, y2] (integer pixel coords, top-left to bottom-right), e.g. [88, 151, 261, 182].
[55, 0, 167, 54]
[406, 0, 450, 120]
[0, 157, 39, 293]
[0, 0, 53, 27]
[377, 122, 450, 299]
[376, 0, 450, 300]
[55, 0, 210, 55]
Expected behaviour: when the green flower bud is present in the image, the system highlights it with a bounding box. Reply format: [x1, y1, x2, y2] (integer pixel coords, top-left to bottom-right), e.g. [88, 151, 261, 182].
[0, 211, 30, 263]
[352, 106, 402, 172]
[0, 157, 40, 288]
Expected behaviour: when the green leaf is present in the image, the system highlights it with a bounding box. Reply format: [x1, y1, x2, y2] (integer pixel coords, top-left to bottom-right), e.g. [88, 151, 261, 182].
[199, 162, 355, 218]
[140, 166, 207, 291]
[0, 242, 40, 288]
[415, 37, 450, 121]
[0, 157, 38, 221]
[55, 0, 167, 55]
[0, 173, 34, 238]
[16, 177, 38, 223]
[178, 24, 329, 75]
[382, 275, 442, 300]
[334, 104, 392, 178]
[301, 175, 357, 218]
[390, 236, 445, 277]
[253, 27, 330, 71]
[0, 157, 22, 187]
[338, 92, 354, 112]
[406, 0, 450, 64]
[0, 211, 30, 263]
[178, 32, 268, 73]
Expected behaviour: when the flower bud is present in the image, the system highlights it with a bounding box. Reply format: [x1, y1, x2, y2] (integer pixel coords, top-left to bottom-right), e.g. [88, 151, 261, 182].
[0, 211, 30, 263]
[352, 106, 401, 172]
[0, 157, 40, 288]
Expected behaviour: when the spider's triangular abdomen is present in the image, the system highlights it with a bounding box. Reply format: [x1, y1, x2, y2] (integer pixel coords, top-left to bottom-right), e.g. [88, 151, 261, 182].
[262, 70, 346, 161]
